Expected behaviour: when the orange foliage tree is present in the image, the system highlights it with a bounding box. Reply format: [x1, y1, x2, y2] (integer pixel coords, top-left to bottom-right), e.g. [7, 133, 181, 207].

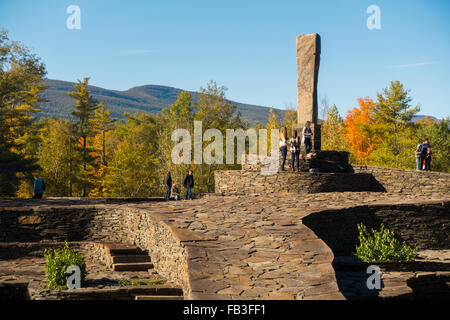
[343, 97, 379, 164]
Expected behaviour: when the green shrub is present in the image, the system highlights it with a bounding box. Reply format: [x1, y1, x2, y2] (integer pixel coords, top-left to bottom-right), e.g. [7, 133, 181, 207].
[44, 242, 87, 289]
[354, 223, 417, 262]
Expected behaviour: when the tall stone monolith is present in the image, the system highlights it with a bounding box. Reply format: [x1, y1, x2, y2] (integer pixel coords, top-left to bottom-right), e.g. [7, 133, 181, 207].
[296, 33, 321, 151]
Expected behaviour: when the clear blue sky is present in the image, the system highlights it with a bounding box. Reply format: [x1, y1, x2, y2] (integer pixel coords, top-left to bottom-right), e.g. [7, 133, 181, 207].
[1, 0, 449, 118]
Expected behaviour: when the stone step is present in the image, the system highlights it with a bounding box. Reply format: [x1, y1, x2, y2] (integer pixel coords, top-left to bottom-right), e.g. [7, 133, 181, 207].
[101, 242, 143, 256]
[108, 248, 142, 256]
[112, 255, 151, 264]
[135, 295, 184, 300]
[113, 262, 154, 271]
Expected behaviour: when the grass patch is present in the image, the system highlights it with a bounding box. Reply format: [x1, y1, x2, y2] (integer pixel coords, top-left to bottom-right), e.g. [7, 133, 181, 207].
[118, 279, 166, 286]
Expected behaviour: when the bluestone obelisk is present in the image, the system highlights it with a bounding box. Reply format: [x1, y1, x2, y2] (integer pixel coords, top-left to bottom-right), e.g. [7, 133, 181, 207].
[296, 33, 321, 151]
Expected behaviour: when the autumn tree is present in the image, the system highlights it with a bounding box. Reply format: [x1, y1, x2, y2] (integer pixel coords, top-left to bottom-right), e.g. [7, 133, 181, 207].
[88, 102, 116, 196]
[321, 105, 347, 151]
[156, 91, 194, 194]
[105, 113, 159, 197]
[265, 107, 281, 155]
[37, 119, 82, 196]
[343, 97, 378, 164]
[67, 77, 98, 196]
[0, 30, 46, 196]
[373, 81, 420, 167]
[193, 80, 246, 192]
[281, 108, 297, 136]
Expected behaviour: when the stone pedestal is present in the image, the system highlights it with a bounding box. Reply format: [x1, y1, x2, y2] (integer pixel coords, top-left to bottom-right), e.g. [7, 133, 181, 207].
[242, 151, 353, 173]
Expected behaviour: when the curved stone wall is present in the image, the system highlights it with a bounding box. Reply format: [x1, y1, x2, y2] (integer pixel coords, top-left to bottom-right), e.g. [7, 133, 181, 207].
[215, 165, 450, 196]
[215, 171, 385, 195]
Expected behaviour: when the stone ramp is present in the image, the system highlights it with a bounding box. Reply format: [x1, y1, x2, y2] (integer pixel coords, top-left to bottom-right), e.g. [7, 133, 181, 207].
[125, 193, 448, 299]
[1, 191, 448, 300]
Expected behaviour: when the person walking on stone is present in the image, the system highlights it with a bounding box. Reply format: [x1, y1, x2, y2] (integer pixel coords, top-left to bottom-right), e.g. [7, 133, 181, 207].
[279, 126, 288, 171]
[163, 172, 172, 201]
[289, 130, 301, 172]
[302, 121, 313, 154]
[414, 143, 422, 171]
[183, 170, 194, 200]
[33, 174, 45, 199]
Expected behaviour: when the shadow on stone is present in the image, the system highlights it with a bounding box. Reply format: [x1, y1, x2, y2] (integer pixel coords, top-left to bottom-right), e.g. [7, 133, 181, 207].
[302, 202, 450, 299]
[405, 273, 450, 300]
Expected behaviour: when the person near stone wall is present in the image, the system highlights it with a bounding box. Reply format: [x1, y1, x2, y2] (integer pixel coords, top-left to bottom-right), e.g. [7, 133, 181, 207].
[33, 174, 45, 199]
[289, 130, 301, 172]
[420, 139, 431, 170]
[163, 172, 172, 201]
[302, 121, 313, 154]
[414, 144, 422, 171]
[183, 170, 194, 200]
[172, 184, 180, 201]
[425, 148, 432, 171]
[279, 126, 288, 171]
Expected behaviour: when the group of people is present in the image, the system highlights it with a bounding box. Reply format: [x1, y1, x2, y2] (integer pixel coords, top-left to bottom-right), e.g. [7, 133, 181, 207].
[279, 121, 314, 172]
[415, 138, 432, 171]
[163, 170, 194, 201]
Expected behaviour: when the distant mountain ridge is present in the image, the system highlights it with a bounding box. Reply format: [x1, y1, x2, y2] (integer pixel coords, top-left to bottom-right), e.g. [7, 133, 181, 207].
[38, 79, 285, 124]
[38, 79, 440, 124]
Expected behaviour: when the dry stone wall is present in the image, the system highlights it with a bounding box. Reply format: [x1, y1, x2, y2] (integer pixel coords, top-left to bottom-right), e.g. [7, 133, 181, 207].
[303, 201, 450, 256]
[215, 164, 450, 196]
[0, 205, 191, 296]
[352, 165, 450, 195]
[215, 171, 384, 195]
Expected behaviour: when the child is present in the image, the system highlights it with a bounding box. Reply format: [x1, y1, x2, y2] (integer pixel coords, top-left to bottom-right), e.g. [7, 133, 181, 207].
[289, 130, 301, 172]
[172, 184, 180, 201]
[425, 148, 432, 171]
[302, 121, 313, 154]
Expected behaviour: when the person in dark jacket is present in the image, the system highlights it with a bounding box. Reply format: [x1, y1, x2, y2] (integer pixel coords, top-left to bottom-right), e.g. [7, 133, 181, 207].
[163, 172, 172, 201]
[33, 175, 45, 199]
[419, 138, 431, 170]
[183, 170, 194, 200]
[289, 130, 301, 172]
[424, 148, 432, 171]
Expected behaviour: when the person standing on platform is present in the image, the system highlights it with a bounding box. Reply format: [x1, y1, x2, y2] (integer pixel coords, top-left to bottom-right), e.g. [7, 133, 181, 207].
[302, 121, 314, 154]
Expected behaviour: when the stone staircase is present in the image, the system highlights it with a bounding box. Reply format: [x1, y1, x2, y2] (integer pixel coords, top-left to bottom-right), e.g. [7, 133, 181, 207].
[99, 242, 154, 272]
[97, 242, 184, 300]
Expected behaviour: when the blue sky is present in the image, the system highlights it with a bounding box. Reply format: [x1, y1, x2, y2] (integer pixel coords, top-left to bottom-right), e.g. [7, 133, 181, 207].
[1, 0, 449, 118]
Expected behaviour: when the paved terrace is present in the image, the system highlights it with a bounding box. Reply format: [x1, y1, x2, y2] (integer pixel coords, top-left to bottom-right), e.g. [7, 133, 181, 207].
[1, 191, 448, 300]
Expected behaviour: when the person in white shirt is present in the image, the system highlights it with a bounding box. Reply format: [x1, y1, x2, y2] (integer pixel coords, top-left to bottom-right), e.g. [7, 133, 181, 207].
[289, 130, 301, 172]
[302, 121, 314, 154]
[279, 126, 287, 171]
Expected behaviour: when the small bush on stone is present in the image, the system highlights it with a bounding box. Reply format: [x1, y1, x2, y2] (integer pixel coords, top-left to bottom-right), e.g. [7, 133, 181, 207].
[44, 242, 87, 289]
[354, 223, 417, 262]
